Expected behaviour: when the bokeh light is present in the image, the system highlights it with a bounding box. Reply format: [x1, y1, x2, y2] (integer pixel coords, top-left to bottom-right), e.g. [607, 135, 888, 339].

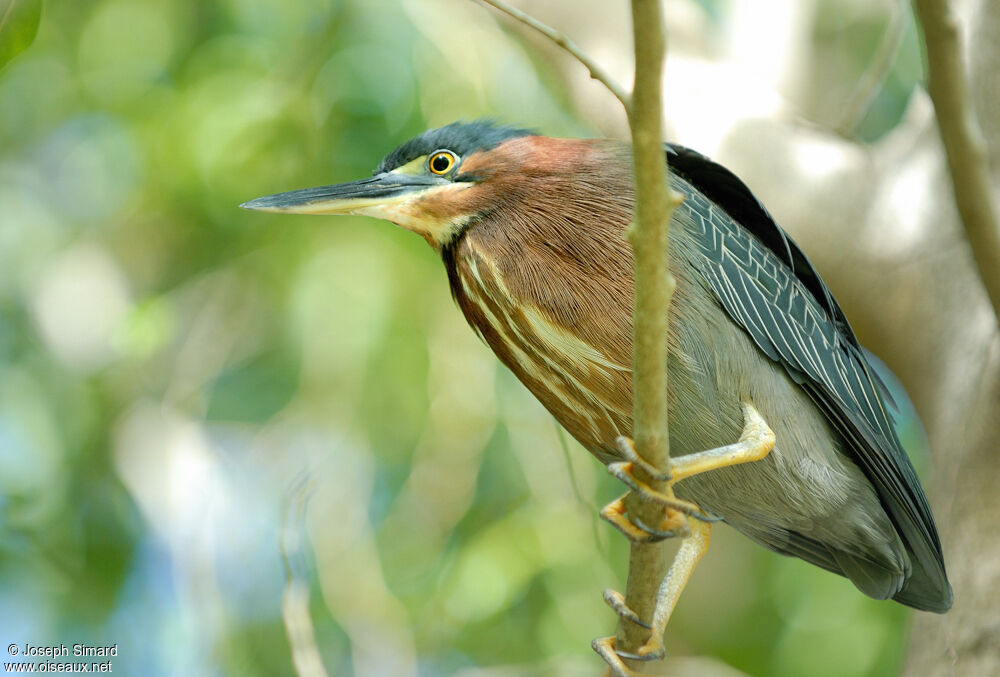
[0, 1, 929, 675]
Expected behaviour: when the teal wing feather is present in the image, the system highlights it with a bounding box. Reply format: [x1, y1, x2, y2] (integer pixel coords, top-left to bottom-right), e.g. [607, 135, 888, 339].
[665, 144, 952, 612]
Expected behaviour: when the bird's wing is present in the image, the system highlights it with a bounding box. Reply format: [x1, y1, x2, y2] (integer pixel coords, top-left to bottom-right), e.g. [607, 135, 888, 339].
[664, 144, 951, 611]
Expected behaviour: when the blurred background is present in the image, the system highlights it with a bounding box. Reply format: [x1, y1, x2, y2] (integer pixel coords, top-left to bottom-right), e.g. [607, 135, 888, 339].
[1, 0, 994, 675]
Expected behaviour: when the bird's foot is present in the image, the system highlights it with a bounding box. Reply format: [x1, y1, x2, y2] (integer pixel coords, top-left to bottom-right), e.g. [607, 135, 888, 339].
[599, 492, 690, 543]
[592, 403, 775, 673]
[607, 456, 718, 523]
[603, 589, 650, 629]
[592, 519, 713, 675]
[604, 402, 775, 539]
[592, 635, 666, 677]
[599, 437, 718, 545]
[614, 435, 671, 481]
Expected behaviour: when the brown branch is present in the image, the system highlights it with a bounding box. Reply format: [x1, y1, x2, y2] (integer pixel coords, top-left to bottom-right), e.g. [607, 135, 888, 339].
[913, 0, 1000, 322]
[474, 0, 631, 107]
[615, 1, 684, 669]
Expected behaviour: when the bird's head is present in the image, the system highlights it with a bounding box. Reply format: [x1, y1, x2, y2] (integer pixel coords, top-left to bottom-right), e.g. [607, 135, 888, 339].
[241, 121, 549, 248]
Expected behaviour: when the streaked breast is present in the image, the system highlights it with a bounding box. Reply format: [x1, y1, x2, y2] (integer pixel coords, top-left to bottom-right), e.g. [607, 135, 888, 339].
[445, 239, 633, 460]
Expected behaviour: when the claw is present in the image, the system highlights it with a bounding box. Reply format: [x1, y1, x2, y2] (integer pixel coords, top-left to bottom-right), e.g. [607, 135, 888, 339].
[688, 510, 725, 524]
[603, 589, 651, 629]
[612, 641, 667, 662]
[630, 512, 690, 540]
[606, 461, 713, 519]
[592, 636, 648, 677]
[600, 493, 689, 543]
[615, 436, 671, 481]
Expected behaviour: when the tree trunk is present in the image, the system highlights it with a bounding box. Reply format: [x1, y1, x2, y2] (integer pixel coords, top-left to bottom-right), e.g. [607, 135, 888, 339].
[901, 0, 1000, 673]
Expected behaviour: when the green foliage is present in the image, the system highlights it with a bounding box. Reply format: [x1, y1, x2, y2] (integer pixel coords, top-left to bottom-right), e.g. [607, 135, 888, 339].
[0, 0, 41, 71]
[0, 1, 924, 676]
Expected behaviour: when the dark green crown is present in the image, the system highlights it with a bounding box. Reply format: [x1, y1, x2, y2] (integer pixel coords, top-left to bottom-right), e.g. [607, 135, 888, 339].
[375, 120, 534, 174]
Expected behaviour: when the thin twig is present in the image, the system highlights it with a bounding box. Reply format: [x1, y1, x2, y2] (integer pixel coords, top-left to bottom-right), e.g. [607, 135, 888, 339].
[474, 0, 631, 107]
[913, 0, 1000, 323]
[554, 421, 607, 554]
[836, 0, 908, 136]
[281, 475, 330, 677]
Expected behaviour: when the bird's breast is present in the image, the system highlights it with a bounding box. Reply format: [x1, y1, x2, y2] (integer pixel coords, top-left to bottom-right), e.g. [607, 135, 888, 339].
[446, 239, 634, 460]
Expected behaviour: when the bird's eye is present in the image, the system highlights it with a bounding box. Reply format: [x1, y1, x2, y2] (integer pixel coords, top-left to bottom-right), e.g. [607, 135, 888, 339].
[428, 150, 457, 175]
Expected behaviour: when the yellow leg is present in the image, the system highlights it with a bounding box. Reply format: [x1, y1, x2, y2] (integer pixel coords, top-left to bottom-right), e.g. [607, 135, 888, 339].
[594, 402, 775, 674]
[636, 519, 712, 659]
[612, 402, 775, 491]
[592, 521, 712, 675]
[599, 403, 774, 540]
[669, 403, 775, 482]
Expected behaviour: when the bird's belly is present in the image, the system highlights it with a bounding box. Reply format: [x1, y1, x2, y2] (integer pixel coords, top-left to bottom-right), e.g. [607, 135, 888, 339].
[505, 309, 873, 542]
[662, 311, 890, 546]
[503, 298, 879, 543]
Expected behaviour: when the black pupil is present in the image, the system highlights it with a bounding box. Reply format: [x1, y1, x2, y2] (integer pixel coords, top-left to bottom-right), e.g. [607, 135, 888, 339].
[432, 153, 451, 173]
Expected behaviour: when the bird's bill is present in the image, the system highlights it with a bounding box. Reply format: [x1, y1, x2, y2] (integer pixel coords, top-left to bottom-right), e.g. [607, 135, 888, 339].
[239, 172, 449, 215]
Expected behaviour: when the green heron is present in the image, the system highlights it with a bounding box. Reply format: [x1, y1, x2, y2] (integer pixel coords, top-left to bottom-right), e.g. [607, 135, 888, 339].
[242, 120, 952, 664]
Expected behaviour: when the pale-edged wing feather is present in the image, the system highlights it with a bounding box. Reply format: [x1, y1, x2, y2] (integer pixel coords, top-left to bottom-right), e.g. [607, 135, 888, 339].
[665, 144, 951, 611]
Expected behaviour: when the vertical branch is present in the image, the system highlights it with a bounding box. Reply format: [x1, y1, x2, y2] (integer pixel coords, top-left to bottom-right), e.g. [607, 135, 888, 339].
[617, 0, 685, 665]
[627, 0, 674, 481]
[913, 0, 1000, 322]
